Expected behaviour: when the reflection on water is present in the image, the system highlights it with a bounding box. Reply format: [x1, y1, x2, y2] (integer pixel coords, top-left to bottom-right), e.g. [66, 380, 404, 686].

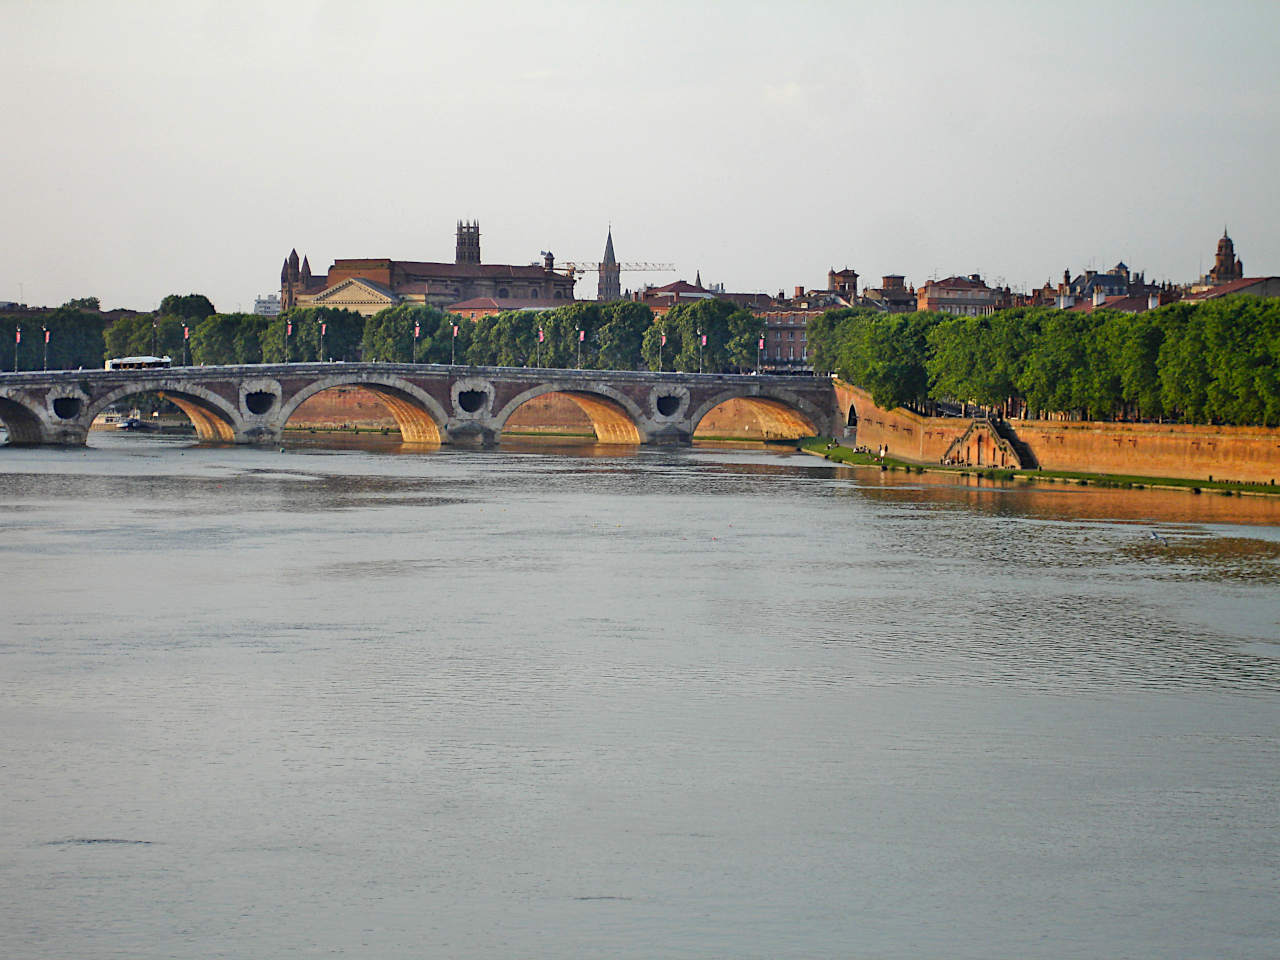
[2, 431, 1279, 960]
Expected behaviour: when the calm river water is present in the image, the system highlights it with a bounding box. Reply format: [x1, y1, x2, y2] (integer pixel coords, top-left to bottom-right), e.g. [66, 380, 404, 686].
[2, 433, 1279, 959]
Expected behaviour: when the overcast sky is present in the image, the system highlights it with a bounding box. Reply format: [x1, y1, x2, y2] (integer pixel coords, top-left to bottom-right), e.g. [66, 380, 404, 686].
[2, 0, 1277, 311]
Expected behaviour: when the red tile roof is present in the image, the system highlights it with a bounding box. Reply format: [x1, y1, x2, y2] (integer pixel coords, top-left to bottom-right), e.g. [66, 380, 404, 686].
[447, 297, 555, 312]
[1183, 277, 1274, 300]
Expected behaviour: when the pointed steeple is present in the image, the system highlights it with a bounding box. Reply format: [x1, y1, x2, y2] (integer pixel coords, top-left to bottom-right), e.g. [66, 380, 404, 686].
[288, 248, 300, 281]
[281, 258, 289, 283]
[301, 256, 312, 283]
[695, 269, 702, 288]
[597, 226, 621, 302]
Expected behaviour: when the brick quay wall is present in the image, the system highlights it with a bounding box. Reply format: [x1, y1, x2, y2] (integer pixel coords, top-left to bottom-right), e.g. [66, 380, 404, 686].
[837, 381, 1280, 484]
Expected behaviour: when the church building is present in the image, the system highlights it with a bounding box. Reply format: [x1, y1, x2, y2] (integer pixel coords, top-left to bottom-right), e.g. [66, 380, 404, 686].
[280, 221, 577, 316]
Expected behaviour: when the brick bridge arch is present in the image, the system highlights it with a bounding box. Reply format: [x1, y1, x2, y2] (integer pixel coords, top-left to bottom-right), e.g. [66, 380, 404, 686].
[688, 387, 822, 440]
[85, 381, 244, 443]
[0, 392, 46, 445]
[278, 374, 449, 444]
[493, 383, 645, 445]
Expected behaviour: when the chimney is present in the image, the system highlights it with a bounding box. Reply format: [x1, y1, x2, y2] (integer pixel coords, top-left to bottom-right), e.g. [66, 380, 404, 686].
[1148, 292, 1160, 310]
[1057, 294, 1075, 310]
[794, 285, 804, 299]
[1093, 288, 1106, 307]
[542, 250, 554, 271]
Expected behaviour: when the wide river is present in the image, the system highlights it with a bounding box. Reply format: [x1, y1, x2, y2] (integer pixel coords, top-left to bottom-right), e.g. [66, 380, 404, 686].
[2, 433, 1279, 959]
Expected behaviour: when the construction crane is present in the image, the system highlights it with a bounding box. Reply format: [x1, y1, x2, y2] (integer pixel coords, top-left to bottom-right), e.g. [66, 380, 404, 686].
[544, 256, 676, 283]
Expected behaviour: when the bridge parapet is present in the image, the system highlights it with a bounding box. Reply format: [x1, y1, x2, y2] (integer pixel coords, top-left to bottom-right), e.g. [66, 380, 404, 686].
[0, 363, 838, 447]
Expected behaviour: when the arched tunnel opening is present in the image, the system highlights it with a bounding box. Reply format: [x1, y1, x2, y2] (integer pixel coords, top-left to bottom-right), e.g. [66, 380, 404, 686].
[86, 390, 238, 444]
[693, 397, 818, 442]
[0, 397, 46, 445]
[502, 391, 641, 444]
[284, 385, 442, 444]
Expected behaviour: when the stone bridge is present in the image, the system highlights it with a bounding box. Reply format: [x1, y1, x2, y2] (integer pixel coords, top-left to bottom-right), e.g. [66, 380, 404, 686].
[0, 363, 838, 446]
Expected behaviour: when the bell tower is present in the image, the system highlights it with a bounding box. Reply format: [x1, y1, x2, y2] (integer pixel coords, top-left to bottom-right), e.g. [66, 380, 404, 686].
[598, 228, 621, 301]
[455, 220, 481, 264]
[1209, 228, 1244, 285]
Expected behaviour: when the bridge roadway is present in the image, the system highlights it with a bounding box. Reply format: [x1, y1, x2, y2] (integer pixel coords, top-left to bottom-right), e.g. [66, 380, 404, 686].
[0, 362, 839, 446]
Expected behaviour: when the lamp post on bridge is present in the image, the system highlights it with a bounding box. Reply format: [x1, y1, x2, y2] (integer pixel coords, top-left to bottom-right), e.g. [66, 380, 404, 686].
[13, 325, 20, 372]
[757, 336, 764, 374]
[319, 320, 327, 362]
[152, 319, 158, 358]
[42, 325, 48, 371]
[451, 322, 458, 365]
[182, 324, 189, 366]
[577, 328, 584, 369]
[285, 318, 292, 363]
[659, 329, 665, 372]
[697, 329, 703, 374]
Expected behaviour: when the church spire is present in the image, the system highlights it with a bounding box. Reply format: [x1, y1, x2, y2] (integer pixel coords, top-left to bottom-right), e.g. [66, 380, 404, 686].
[695, 269, 702, 288]
[597, 226, 621, 302]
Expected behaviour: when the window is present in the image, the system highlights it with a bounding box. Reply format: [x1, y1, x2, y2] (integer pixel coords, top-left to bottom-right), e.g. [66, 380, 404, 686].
[529, 289, 539, 299]
[497, 287, 509, 298]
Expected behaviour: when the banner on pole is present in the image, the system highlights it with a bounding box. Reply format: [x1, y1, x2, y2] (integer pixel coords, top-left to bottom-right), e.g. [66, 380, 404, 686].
[701, 334, 707, 346]
[452, 325, 458, 337]
[538, 329, 544, 342]
[579, 330, 585, 342]
[758, 337, 765, 350]
[321, 323, 327, 336]
[45, 329, 50, 343]
[660, 332, 666, 346]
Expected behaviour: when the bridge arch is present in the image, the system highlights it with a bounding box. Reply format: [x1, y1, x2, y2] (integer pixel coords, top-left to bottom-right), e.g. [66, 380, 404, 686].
[85, 382, 243, 443]
[494, 383, 644, 444]
[689, 388, 820, 441]
[0, 393, 46, 445]
[279, 375, 448, 444]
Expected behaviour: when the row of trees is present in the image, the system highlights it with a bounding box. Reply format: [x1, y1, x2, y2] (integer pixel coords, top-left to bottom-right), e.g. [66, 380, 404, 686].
[808, 296, 1280, 427]
[4, 295, 766, 375]
[0, 294, 219, 373]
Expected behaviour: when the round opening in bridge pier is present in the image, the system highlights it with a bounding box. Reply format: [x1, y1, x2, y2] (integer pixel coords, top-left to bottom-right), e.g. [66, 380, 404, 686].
[52, 397, 82, 420]
[244, 391, 277, 416]
[457, 390, 487, 413]
[655, 395, 681, 417]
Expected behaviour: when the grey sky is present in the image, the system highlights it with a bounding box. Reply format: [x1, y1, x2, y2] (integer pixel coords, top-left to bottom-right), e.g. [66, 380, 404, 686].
[2, 0, 1277, 311]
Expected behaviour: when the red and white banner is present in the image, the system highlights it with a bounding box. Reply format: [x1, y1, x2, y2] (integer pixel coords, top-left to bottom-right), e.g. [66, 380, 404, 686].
[44, 329, 50, 344]
[758, 337, 765, 350]
[183, 326, 189, 340]
[579, 330, 585, 342]
[452, 325, 459, 337]
[321, 323, 327, 336]
[701, 334, 707, 346]
[538, 329, 544, 342]
[14, 328, 19, 344]
[660, 332, 667, 346]
[414, 323, 420, 337]
[286, 322, 293, 336]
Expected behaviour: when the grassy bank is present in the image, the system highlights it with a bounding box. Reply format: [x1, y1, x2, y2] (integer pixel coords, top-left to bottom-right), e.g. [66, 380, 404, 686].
[796, 436, 1280, 498]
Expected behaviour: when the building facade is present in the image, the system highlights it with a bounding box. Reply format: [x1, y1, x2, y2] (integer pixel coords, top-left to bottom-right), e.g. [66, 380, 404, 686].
[280, 222, 577, 316]
[916, 275, 1000, 315]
